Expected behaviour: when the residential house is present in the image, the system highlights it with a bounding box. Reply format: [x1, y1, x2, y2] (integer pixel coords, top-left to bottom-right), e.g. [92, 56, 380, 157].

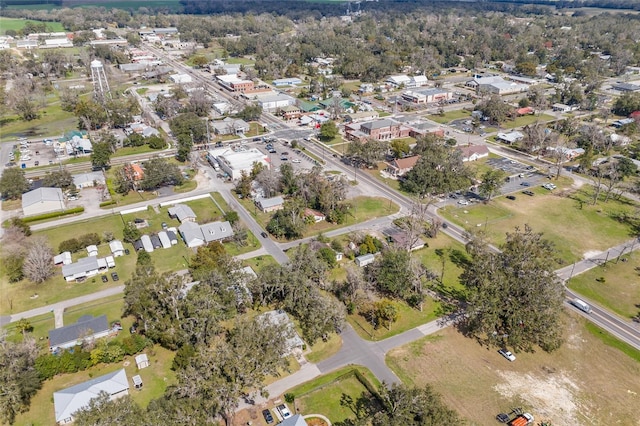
[166, 230, 178, 245]
[150, 234, 162, 249]
[61, 256, 105, 282]
[496, 131, 524, 144]
[54, 369, 129, 425]
[344, 111, 380, 123]
[141, 235, 154, 253]
[86, 245, 99, 257]
[304, 208, 326, 223]
[109, 240, 125, 257]
[279, 415, 309, 426]
[384, 228, 425, 252]
[612, 118, 635, 128]
[385, 155, 421, 177]
[168, 204, 197, 223]
[552, 103, 578, 113]
[48, 314, 110, 351]
[355, 253, 375, 267]
[133, 240, 144, 251]
[22, 187, 66, 217]
[516, 106, 534, 116]
[53, 252, 72, 266]
[158, 231, 172, 249]
[130, 163, 144, 181]
[258, 310, 305, 356]
[256, 196, 285, 213]
[458, 144, 490, 162]
[178, 221, 233, 248]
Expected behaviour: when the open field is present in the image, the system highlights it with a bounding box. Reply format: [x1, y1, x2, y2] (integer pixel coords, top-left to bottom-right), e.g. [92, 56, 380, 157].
[387, 315, 640, 425]
[501, 113, 555, 129]
[568, 251, 640, 319]
[287, 366, 381, 424]
[0, 101, 77, 142]
[13, 344, 177, 425]
[305, 331, 342, 363]
[427, 109, 471, 124]
[440, 184, 637, 264]
[0, 17, 64, 33]
[63, 293, 124, 326]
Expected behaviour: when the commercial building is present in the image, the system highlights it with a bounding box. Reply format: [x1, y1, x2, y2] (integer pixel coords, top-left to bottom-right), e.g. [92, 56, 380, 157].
[345, 119, 411, 142]
[216, 74, 254, 93]
[401, 88, 452, 104]
[208, 148, 270, 180]
[22, 187, 66, 217]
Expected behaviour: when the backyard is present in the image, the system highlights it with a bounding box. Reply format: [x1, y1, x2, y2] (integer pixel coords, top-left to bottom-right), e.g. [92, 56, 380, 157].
[440, 184, 637, 264]
[386, 315, 640, 425]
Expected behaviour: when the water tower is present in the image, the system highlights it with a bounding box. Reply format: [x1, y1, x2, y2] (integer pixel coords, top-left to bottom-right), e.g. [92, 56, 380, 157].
[90, 60, 111, 101]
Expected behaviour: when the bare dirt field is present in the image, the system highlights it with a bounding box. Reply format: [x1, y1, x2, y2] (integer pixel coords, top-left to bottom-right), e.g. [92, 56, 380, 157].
[386, 314, 640, 426]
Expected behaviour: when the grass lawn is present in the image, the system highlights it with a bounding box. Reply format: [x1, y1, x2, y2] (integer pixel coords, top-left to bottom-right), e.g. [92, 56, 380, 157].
[417, 233, 469, 294]
[440, 184, 637, 264]
[14, 345, 177, 425]
[0, 102, 77, 142]
[112, 145, 163, 157]
[305, 332, 342, 364]
[568, 251, 640, 319]
[242, 255, 278, 272]
[427, 109, 471, 124]
[63, 294, 124, 326]
[386, 314, 640, 425]
[0, 17, 64, 33]
[2, 312, 55, 352]
[287, 366, 381, 424]
[226, 56, 254, 65]
[501, 113, 555, 129]
[348, 298, 439, 341]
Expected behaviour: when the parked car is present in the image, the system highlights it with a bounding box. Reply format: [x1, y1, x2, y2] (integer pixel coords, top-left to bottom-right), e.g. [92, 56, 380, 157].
[262, 409, 274, 424]
[542, 183, 557, 190]
[506, 195, 516, 200]
[101, 275, 108, 283]
[522, 190, 534, 196]
[162, 222, 168, 230]
[498, 348, 516, 362]
[457, 199, 469, 205]
[111, 272, 119, 281]
[261, 231, 268, 238]
[520, 181, 530, 187]
[292, 159, 301, 163]
[277, 404, 292, 419]
[281, 156, 288, 161]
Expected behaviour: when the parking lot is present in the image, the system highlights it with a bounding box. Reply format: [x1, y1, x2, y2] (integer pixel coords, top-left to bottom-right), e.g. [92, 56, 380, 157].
[8, 137, 74, 170]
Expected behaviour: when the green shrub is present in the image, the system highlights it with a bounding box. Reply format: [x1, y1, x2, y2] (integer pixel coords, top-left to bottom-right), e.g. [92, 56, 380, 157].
[22, 207, 84, 223]
[100, 200, 116, 207]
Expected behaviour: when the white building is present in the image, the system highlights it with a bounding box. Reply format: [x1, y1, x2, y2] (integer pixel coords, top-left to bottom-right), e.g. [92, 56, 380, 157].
[22, 187, 65, 217]
[210, 148, 270, 180]
[54, 369, 129, 425]
[169, 73, 193, 84]
[254, 92, 296, 111]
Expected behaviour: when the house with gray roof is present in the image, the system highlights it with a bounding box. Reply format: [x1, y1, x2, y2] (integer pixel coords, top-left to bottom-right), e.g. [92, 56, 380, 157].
[54, 369, 129, 424]
[141, 235, 154, 252]
[168, 204, 197, 222]
[62, 256, 101, 282]
[48, 314, 110, 351]
[279, 414, 309, 426]
[259, 310, 305, 356]
[256, 196, 284, 212]
[109, 240, 125, 257]
[22, 187, 65, 217]
[179, 220, 233, 248]
[72, 171, 105, 189]
[158, 231, 172, 248]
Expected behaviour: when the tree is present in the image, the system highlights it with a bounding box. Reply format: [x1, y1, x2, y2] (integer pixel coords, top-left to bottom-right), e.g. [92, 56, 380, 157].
[0, 168, 30, 200]
[373, 299, 399, 329]
[371, 383, 460, 425]
[22, 237, 54, 284]
[73, 393, 144, 426]
[477, 95, 512, 126]
[478, 169, 505, 201]
[140, 157, 183, 190]
[366, 248, 415, 299]
[41, 169, 74, 190]
[612, 93, 640, 117]
[123, 266, 186, 350]
[347, 138, 387, 167]
[236, 104, 262, 122]
[319, 120, 339, 141]
[460, 226, 564, 352]
[91, 141, 113, 169]
[123, 222, 141, 243]
[401, 136, 472, 197]
[390, 139, 411, 158]
[0, 339, 42, 425]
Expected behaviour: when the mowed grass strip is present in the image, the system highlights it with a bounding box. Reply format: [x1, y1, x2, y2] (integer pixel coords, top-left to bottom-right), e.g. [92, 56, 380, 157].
[386, 316, 640, 425]
[441, 185, 637, 264]
[568, 251, 640, 319]
[0, 17, 64, 33]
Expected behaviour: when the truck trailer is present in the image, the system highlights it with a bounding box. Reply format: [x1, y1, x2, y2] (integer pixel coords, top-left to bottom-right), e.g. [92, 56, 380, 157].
[508, 413, 534, 426]
[571, 298, 592, 314]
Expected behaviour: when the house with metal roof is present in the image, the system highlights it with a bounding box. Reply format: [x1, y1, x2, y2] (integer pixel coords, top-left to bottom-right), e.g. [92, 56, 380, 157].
[54, 251, 72, 266]
[256, 196, 285, 212]
[178, 221, 233, 248]
[355, 253, 375, 267]
[150, 234, 162, 249]
[140, 235, 154, 252]
[259, 310, 305, 356]
[279, 414, 309, 426]
[158, 231, 172, 249]
[496, 131, 524, 144]
[86, 245, 99, 257]
[168, 204, 197, 222]
[48, 314, 110, 351]
[54, 369, 129, 424]
[72, 171, 105, 189]
[61, 256, 101, 282]
[109, 240, 125, 257]
[22, 187, 66, 217]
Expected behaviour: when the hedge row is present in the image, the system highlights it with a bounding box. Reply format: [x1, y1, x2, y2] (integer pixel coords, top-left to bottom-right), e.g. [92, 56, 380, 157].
[22, 207, 84, 223]
[99, 200, 117, 207]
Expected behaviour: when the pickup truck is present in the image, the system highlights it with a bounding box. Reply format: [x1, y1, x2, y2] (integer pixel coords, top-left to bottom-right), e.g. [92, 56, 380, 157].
[509, 413, 534, 426]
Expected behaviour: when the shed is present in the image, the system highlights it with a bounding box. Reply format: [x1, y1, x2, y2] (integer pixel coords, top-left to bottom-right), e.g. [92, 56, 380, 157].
[256, 196, 284, 213]
[168, 204, 197, 222]
[109, 240, 125, 257]
[54, 252, 72, 266]
[135, 353, 149, 369]
[86, 245, 99, 257]
[132, 375, 143, 389]
[355, 253, 375, 267]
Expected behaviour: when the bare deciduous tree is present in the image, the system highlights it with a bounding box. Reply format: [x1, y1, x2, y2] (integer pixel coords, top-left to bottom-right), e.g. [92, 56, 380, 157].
[22, 237, 54, 284]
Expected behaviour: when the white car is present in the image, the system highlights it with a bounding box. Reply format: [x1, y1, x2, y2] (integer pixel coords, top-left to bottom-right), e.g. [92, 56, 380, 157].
[457, 199, 469, 205]
[498, 348, 516, 362]
[292, 159, 301, 163]
[277, 404, 291, 419]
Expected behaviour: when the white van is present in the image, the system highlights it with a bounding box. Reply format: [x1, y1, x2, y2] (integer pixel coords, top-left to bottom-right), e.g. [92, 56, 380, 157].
[571, 298, 592, 314]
